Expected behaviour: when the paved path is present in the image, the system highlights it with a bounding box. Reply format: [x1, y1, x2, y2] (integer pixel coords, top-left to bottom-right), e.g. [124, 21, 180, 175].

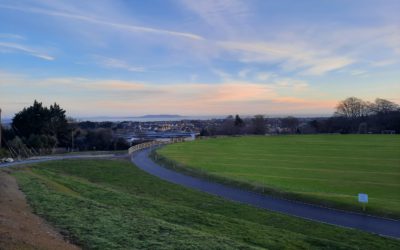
[131, 147, 400, 239]
[0, 154, 116, 168]
[2, 150, 399, 238]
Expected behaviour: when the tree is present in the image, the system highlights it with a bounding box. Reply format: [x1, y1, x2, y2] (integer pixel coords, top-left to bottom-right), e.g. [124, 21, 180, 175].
[113, 137, 130, 150]
[334, 97, 369, 119]
[252, 115, 266, 135]
[26, 134, 57, 152]
[12, 101, 69, 147]
[281, 116, 299, 133]
[8, 137, 31, 158]
[200, 125, 217, 136]
[219, 115, 235, 135]
[48, 103, 69, 146]
[12, 100, 49, 138]
[85, 129, 113, 150]
[78, 121, 97, 130]
[234, 114, 245, 134]
[234, 115, 244, 127]
[370, 98, 399, 114]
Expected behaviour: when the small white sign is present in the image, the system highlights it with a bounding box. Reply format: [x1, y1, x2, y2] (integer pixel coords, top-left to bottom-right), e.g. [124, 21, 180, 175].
[358, 193, 368, 203]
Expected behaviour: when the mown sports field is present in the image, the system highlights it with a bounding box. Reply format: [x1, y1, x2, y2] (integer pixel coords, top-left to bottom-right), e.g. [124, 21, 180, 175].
[156, 135, 400, 218]
[10, 159, 400, 249]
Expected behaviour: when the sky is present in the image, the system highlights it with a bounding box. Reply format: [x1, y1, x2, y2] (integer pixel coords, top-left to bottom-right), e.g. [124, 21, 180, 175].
[0, 0, 399, 118]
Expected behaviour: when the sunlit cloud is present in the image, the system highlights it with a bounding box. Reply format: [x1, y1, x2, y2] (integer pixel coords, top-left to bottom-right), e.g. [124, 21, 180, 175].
[0, 71, 334, 117]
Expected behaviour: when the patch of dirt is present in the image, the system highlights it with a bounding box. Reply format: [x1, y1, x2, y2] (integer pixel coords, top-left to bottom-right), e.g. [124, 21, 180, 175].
[0, 170, 80, 250]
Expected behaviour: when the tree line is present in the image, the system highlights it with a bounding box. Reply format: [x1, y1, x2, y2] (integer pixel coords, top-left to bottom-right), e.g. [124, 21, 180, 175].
[310, 97, 400, 134]
[1, 97, 398, 159]
[201, 97, 399, 136]
[1, 101, 129, 158]
[200, 114, 301, 136]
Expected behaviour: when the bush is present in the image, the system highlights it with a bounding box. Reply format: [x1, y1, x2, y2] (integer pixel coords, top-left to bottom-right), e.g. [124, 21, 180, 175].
[0, 148, 10, 158]
[113, 137, 130, 150]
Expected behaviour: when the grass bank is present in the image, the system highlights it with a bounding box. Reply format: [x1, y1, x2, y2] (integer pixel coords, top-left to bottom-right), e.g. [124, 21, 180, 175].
[12, 159, 400, 249]
[155, 135, 400, 219]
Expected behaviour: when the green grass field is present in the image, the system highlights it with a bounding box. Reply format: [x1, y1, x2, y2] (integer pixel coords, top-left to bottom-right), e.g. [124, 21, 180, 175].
[12, 159, 400, 249]
[156, 135, 400, 218]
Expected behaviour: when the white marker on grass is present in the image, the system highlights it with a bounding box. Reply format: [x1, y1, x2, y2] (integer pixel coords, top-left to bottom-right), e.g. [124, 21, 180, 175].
[358, 193, 368, 211]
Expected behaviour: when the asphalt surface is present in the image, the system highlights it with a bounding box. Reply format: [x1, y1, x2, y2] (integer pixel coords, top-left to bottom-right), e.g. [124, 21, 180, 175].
[2, 150, 399, 238]
[131, 147, 400, 239]
[0, 154, 116, 168]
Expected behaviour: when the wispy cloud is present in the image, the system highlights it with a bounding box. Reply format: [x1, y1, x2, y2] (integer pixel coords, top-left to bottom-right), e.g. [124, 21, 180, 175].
[178, 0, 250, 37]
[213, 68, 309, 92]
[218, 41, 354, 75]
[0, 33, 24, 39]
[0, 71, 333, 116]
[212, 69, 232, 81]
[369, 59, 398, 67]
[256, 72, 273, 81]
[327, 25, 400, 56]
[0, 4, 204, 41]
[92, 55, 146, 72]
[238, 68, 251, 78]
[1, 1, 399, 117]
[0, 42, 54, 60]
[350, 70, 368, 76]
[40, 78, 147, 91]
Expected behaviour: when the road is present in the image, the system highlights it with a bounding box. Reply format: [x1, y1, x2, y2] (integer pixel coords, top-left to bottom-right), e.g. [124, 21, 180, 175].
[131, 147, 400, 239]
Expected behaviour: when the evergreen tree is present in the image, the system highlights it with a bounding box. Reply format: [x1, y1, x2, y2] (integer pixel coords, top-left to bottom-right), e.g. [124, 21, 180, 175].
[234, 114, 244, 127]
[12, 100, 69, 147]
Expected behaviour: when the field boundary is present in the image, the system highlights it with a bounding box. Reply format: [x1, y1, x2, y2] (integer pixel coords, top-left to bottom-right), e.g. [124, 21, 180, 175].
[151, 148, 400, 220]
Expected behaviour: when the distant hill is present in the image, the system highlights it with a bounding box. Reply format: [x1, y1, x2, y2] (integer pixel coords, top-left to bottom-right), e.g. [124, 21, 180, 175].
[136, 115, 183, 118]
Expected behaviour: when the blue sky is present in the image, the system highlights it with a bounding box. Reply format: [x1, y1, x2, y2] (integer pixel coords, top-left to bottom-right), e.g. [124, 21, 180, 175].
[0, 0, 399, 118]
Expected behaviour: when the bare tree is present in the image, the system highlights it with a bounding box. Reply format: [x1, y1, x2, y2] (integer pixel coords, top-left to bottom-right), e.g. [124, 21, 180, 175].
[334, 97, 369, 119]
[370, 98, 399, 114]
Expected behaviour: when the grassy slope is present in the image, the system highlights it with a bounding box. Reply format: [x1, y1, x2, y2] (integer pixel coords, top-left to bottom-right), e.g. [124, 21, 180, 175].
[156, 135, 400, 218]
[13, 159, 399, 249]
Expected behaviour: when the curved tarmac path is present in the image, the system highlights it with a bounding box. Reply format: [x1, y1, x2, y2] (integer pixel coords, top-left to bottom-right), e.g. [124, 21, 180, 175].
[132, 147, 400, 239]
[2, 150, 399, 239]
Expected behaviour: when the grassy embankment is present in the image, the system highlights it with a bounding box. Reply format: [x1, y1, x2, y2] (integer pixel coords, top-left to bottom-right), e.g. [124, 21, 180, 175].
[12, 159, 400, 249]
[155, 135, 400, 219]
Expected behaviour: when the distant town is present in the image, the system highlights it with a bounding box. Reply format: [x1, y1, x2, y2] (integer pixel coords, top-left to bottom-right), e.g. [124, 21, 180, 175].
[2, 96, 398, 158]
[81, 116, 325, 143]
[1, 113, 327, 146]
